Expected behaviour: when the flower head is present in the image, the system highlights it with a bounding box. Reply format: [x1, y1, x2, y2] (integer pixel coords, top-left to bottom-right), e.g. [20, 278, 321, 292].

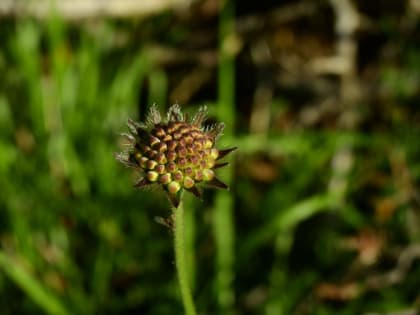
[115, 104, 236, 208]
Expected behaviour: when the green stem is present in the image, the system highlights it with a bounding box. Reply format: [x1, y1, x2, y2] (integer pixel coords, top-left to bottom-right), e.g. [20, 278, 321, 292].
[174, 201, 197, 315]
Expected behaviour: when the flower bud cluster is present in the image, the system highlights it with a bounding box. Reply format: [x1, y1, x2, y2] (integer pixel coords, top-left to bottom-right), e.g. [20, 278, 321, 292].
[116, 104, 236, 207]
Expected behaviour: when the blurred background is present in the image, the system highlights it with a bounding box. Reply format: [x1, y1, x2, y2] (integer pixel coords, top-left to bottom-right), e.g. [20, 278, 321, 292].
[1, 0, 420, 314]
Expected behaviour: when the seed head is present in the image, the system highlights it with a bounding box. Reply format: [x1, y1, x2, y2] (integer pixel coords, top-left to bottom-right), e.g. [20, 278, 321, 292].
[115, 104, 236, 208]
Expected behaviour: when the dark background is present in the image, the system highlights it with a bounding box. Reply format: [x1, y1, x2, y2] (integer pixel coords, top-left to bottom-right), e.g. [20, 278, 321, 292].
[0, 0, 420, 314]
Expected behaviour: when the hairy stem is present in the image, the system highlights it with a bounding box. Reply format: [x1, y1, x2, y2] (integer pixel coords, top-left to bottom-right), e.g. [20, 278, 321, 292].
[174, 201, 197, 315]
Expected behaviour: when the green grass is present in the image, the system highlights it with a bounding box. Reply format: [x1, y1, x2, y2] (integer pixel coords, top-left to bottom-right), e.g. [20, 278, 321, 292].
[0, 4, 419, 315]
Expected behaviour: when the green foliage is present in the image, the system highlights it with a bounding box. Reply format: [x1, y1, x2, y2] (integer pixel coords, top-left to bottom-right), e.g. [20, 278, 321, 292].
[1, 2, 420, 315]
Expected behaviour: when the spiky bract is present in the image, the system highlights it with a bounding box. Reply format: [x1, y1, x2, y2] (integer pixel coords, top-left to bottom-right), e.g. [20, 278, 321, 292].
[115, 104, 236, 207]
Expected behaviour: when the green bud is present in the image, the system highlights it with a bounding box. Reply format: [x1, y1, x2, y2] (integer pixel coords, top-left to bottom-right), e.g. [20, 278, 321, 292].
[202, 169, 214, 181]
[167, 181, 181, 194]
[147, 171, 159, 182]
[135, 152, 142, 161]
[156, 164, 166, 174]
[156, 152, 167, 164]
[147, 160, 158, 170]
[183, 176, 195, 189]
[173, 170, 183, 182]
[194, 170, 203, 181]
[210, 148, 219, 160]
[140, 157, 148, 168]
[167, 162, 177, 172]
[149, 136, 160, 147]
[203, 138, 213, 149]
[160, 173, 171, 184]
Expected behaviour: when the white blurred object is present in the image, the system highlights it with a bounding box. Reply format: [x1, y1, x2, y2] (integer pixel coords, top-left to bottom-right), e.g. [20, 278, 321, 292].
[0, 0, 196, 19]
